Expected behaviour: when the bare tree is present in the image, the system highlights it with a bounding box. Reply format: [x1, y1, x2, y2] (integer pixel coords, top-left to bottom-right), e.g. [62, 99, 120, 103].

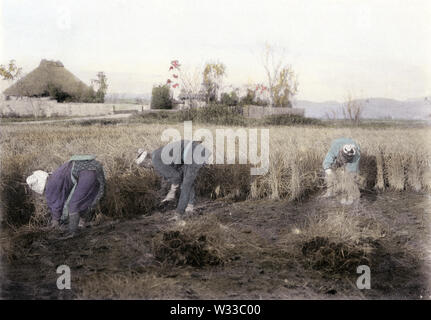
[178, 65, 204, 108]
[261, 43, 298, 108]
[342, 94, 363, 125]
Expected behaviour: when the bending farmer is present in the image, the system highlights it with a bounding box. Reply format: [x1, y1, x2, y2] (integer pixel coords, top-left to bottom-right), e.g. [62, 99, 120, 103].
[322, 138, 361, 203]
[26, 155, 105, 236]
[135, 140, 211, 217]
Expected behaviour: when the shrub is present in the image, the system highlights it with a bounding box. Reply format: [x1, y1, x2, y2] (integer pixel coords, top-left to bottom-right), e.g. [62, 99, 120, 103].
[46, 84, 72, 103]
[178, 104, 246, 126]
[151, 85, 173, 109]
[240, 89, 269, 106]
[240, 89, 255, 105]
[220, 91, 239, 106]
[129, 111, 178, 124]
[261, 114, 322, 126]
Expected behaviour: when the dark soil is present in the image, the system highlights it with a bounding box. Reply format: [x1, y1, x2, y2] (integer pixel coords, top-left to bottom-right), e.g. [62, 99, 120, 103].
[1, 191, 430, 299]
[153, 231, 223, 267]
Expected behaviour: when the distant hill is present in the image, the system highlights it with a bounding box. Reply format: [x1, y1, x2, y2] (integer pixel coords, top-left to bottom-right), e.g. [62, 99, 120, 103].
[294, 97, 431, 120]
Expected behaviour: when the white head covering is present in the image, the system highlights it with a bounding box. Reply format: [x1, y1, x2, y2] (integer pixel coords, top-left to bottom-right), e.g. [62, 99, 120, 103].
[135, 148, 149, 166]
[26, 170, 49, 194]
[342, 144, 356, 156]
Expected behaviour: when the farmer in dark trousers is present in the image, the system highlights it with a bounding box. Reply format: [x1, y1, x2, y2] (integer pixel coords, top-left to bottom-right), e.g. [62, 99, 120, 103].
[136, 140, 211, 219]
[26, 155, 105, 237]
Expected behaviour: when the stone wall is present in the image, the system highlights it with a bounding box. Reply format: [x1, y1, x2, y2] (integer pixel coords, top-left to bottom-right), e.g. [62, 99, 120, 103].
[0, 96, 150, 117]
[0, 96, 305, 119]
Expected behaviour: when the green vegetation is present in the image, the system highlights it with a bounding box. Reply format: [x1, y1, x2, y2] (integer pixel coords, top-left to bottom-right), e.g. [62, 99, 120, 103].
[220, 91, 239, 106]
[202, 62, 226, 103]
[261, 113, 321, 126]
[91, 71, 108, 103]
[151, 85, 173, 109]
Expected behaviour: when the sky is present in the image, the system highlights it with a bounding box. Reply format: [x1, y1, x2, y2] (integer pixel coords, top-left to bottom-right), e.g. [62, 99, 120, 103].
[1, 0, 430, 101]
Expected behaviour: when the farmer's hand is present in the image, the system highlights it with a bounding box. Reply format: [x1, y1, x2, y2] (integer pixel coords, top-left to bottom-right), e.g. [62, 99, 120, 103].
[185, 203, 194, 214]
[325, 169, 333, 176]
[78, 218, 86, 228]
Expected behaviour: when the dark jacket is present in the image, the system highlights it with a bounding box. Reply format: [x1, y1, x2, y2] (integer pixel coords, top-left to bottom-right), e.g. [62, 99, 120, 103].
[151, 140, 211, 213]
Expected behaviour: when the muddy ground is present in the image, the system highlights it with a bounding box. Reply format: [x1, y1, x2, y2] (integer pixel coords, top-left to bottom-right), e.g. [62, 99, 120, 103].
[1, 191, 430, 300]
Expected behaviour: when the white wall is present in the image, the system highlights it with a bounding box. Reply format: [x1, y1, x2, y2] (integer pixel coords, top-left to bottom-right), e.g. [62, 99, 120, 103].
[0, 97, 150, 117]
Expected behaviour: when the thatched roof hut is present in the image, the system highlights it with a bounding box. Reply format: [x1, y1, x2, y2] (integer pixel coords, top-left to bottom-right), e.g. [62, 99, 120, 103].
[3, 59, 93, 100]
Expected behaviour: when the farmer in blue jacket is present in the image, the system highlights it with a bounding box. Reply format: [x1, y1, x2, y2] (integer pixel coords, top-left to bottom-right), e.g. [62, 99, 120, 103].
[26, 155, 105, 237]
[322, 138, 360, 200]
[135, 140, 211, 220]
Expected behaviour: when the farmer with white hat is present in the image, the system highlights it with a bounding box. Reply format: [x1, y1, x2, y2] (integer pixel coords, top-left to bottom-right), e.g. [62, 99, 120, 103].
[26, 155, 105, 237]
[136, 140, 211, 219]
[322, 138, 361, 203]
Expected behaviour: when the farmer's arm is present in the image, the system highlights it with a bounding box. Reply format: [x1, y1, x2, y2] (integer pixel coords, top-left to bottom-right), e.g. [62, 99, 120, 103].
[46, 197, 64, 222]
[91, 167, 106, 208]
[322, 143, 338, 170]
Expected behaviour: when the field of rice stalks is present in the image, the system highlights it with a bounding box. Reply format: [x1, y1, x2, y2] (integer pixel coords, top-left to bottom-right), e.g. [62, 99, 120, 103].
[0, 122, 430, 228]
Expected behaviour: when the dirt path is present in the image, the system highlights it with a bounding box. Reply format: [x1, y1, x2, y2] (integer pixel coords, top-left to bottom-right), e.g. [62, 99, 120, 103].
[1, 192, 430, 299]
[0, 113, 132, 125]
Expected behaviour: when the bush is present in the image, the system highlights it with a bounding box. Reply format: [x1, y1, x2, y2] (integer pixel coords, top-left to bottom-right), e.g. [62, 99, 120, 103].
[261, 114, 322, 126]
[240, 89, 255, 105]
[151, 85, 173, 109]
[220, 91, 239, 106]
[240, 89, 269, 107]
[178, 104, 246, 126]
[129, 111, 178, 124]
[46, 84, 72, 103]
[255, 97, 269, 107]
[44, 83, 98, 103]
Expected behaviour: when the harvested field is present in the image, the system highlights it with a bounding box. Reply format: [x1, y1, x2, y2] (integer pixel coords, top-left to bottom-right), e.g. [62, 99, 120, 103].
[0, 122, 430, 299]
[1, 192, 430, 299]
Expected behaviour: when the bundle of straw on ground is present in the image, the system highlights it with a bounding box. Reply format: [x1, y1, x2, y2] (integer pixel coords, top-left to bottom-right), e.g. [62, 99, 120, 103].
[152, 215, 233, 267]
[0, 123, 430, 229]
[279, 210, 385, 273]
[329, 169, 361, 202]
